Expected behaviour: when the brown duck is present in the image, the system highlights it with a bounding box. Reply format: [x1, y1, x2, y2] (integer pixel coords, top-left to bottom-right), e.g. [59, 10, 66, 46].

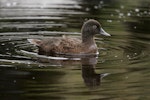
[28, 19, 111, 56]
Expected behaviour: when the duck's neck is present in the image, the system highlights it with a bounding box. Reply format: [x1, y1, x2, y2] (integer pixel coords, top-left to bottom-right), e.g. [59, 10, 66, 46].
[82, 34, 97, 53]
[82, 33, 95, 45]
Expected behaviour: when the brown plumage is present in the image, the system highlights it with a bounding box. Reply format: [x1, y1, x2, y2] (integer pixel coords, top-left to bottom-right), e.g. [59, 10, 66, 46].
[28, 19, 110, 56]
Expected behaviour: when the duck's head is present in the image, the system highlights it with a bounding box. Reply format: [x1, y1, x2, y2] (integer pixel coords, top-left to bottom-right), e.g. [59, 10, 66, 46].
[81, 19, 110, 41]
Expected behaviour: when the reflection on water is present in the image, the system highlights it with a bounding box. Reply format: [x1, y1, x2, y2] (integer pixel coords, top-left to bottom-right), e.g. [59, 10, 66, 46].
[0, 0, 150, 100]
[81, 57, 109, 88]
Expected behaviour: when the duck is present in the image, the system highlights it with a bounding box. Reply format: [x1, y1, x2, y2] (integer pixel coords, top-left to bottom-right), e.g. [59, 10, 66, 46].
[28, 19, 111, 56]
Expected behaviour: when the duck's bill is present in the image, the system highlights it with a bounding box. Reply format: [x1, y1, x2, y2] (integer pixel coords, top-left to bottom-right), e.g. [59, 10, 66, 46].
[100, 28, 111, 36]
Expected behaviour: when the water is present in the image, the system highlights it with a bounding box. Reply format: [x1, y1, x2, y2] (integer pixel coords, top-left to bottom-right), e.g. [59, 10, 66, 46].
[0, 0, 150, 100]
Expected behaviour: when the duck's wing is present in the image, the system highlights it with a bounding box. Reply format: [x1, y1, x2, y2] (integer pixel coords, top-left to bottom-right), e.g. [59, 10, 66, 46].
[56, 36, 82, 53]
[27, 36, 82, 55]
[27, 38, 61, 47]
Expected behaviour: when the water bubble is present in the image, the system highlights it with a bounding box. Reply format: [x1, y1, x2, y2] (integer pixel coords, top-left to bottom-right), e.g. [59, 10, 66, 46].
[144, 11, 147, 14]
[32, 77, 35, 80]
[135, 8, 139, 12]
[38, 65, 43, 68]
[120, 5, 124, 9]
[94, 5, 98, 9]
[100, 1, 104, 4]
[107, 20, 112, 23]
[85, 7, 90, 11]
[27, 62, 31, 65]
[134, 26, 137, 29]
[127, 55, 132, 59]
[127, 13, 131, 16]
[12, 61, 15, 64]
[119, 13, 124, 16]
[1, 43, 5, 46]
[6, 48, 9, 51]
[134, 53, 137, 55]
[118, 13, 124, 18]
[114, 55, 118, 58]
[12, 2, 17, 6]
[6, 3, 11, 7]
[13, 80, 16, 83]
[8, 38, 12, 41]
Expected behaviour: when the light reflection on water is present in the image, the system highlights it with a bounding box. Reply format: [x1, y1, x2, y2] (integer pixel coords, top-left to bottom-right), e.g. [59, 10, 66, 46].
[0, 0, 150, 100]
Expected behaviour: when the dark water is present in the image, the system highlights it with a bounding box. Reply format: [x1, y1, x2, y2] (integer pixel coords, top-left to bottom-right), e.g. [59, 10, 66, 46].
[0, 0, 150, 100]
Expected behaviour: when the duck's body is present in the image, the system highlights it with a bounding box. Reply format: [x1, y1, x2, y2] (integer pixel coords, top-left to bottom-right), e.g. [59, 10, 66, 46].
[28, 35, 97, 56]
[28, 19, 110, 56]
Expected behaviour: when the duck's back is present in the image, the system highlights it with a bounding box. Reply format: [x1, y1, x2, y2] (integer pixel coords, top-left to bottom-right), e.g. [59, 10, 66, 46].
[31, 36, 82, 56]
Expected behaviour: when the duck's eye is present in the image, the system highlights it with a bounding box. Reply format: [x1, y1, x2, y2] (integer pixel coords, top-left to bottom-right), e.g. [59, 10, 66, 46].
[92, 25, 97, 29]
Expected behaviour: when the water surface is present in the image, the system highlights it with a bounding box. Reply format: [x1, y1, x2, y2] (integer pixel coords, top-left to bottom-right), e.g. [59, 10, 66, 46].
[0, 0, 150, 100]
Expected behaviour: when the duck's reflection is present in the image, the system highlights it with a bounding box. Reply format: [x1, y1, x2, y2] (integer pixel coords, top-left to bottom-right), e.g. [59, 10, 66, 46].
[34, 53, 109, 88]
[19, 50, 109, 88]
[81, 57, 109, 88]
